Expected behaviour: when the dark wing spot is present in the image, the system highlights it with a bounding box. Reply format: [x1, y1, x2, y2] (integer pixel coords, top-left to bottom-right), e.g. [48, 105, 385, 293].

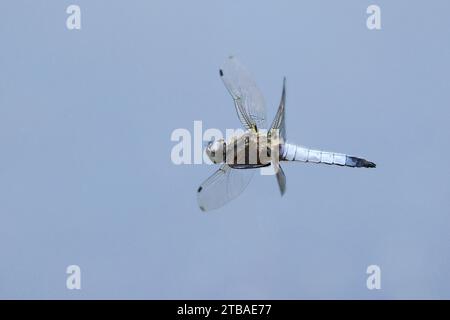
[197, 186, 202, 193]
[219, 69, 224, 77]
[199, 206, 205, 212]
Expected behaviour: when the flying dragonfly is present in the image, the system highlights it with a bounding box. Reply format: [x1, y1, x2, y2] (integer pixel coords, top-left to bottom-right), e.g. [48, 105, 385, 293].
[197, 56, 376, 212]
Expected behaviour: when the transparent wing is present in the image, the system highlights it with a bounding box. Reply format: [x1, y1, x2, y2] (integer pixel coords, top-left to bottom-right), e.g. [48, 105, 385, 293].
[270, 79, 287, 196]
[270, 77, 286, 142]
[220, 56, 267, 131]
[197, 164, 255, 212]
[274, 162, 286, 196]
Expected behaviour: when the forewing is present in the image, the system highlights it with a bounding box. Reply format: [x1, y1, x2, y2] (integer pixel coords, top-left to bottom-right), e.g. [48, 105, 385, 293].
[220, 56, 267, 131]
[197, 164, 254, 212]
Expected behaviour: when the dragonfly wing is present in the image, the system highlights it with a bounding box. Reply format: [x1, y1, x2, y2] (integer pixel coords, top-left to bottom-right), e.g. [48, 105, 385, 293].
[197, 164, 255, 212]
[269, 78, 287, 195]
[274, 163, 286, 196]
[220, 56, 267, 131]
[270, 77, 287, 142]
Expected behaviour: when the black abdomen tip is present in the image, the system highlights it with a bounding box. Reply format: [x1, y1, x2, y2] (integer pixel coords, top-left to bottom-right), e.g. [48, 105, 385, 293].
[219, 69, 223, 76]
[367, 161, 376, 168]
[358, 159, 376, 168]
[347, 156, 376, 168]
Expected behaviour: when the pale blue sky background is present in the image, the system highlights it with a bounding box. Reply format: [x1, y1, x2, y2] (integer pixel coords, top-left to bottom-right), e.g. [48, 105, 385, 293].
[1, 0, 449, 299]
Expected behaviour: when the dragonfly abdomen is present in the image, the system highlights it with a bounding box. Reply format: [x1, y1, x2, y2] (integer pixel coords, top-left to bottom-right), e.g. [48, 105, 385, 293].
[281, 143, 376, 168]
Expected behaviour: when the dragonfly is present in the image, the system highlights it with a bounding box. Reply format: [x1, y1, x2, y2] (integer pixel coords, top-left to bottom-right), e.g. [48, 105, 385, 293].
[197, 56, 376, 212]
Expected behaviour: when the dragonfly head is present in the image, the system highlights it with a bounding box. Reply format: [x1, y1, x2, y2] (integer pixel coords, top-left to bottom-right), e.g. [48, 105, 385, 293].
[205, 138, 225, 164]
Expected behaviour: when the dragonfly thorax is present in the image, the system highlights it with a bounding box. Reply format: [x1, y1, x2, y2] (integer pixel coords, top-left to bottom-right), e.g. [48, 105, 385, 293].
[206, 132, 279, 167]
